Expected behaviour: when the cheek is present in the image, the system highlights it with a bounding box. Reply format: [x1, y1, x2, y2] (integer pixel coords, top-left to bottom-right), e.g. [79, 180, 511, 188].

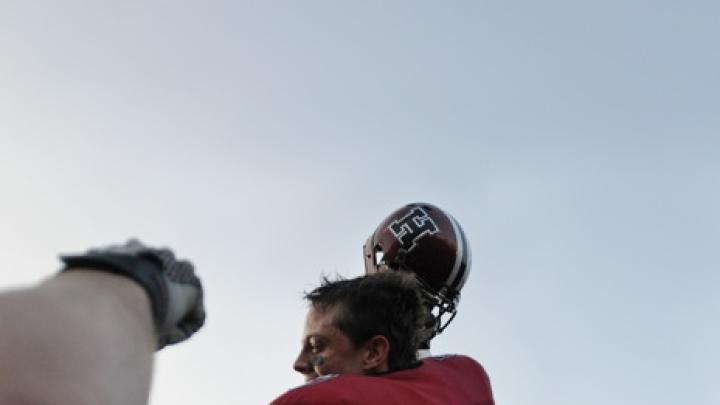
[309, 355, 325, 368]
[313, 354, 336, 376]
[315, 349, 365, 376]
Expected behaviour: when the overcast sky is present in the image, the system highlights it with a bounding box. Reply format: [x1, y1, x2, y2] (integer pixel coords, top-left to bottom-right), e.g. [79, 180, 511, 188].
[1, 1, 718, 404]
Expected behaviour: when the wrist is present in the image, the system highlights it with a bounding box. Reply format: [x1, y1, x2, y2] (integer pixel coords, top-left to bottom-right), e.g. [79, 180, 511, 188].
[51, 270, 153, 327]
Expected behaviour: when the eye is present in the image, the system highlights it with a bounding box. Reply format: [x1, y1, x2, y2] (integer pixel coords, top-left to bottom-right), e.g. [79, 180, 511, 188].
[308, 338, 324, 353]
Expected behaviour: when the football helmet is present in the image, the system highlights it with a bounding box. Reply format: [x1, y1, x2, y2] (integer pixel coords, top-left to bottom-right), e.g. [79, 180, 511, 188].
[363, 202, 471, 338]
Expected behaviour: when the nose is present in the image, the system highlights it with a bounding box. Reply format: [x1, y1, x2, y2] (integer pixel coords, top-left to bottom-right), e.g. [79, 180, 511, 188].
[293, 352, 317, 381]
[292, 354, 308, 374]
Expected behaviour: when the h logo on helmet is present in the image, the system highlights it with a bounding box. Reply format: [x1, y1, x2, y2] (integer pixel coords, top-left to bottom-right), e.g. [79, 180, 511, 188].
[388, 207, 439, 252]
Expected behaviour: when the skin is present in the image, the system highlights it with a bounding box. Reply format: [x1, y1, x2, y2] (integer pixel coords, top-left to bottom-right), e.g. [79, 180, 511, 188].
[0, 270, 155, 405]
[293, 304, 390, 382]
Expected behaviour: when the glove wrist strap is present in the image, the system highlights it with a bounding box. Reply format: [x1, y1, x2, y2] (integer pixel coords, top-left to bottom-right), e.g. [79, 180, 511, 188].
[61, 254, 168, 333]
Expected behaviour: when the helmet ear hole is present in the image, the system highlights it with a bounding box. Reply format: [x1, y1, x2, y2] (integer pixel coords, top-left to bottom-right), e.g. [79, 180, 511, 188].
[374, 248, 384, 268]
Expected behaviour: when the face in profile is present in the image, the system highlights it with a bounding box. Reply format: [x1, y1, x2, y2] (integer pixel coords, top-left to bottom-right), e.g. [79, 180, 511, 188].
[293, 304, 367, 382]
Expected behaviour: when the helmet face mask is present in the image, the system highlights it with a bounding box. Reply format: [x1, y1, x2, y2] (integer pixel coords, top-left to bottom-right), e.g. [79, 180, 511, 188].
[364, 203, 471, 340]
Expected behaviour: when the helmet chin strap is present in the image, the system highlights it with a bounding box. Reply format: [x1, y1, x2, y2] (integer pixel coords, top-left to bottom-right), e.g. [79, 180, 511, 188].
[419, 286, 459, 338]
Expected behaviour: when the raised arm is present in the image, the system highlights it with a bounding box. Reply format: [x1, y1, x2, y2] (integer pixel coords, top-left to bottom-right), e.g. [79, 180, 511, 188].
[0, 240, 205, 405]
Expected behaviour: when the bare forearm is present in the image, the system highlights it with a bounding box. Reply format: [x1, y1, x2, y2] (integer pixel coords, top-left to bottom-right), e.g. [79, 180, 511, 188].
[0, 271, 155, 405]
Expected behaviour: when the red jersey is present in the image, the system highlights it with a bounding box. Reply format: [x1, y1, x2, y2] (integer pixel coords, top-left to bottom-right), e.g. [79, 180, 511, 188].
[270, 354, 494, 405]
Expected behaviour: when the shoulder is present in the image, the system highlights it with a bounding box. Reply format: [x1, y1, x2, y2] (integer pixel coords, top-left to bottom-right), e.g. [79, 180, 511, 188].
[419, 354, 495, 404]
[421, 354, 492, 380]
[270, 372, 421, 405]
[424, 353, 483, 367]
[269, 375, 358, 405]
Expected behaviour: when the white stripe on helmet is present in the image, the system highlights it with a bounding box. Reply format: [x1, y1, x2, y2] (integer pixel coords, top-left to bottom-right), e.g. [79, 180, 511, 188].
[445, 213, 466, 290]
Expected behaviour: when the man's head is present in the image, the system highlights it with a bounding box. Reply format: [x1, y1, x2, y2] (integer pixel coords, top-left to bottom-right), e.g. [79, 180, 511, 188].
[293, 271, 426, 381]
[363, 202, 472, 340]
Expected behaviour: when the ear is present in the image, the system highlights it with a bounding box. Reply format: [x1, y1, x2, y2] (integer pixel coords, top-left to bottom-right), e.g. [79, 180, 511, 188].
[362, 335, 390, 373]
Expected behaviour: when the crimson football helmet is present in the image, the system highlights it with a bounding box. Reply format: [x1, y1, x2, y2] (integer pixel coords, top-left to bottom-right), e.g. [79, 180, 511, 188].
[363, 203, 471, 338]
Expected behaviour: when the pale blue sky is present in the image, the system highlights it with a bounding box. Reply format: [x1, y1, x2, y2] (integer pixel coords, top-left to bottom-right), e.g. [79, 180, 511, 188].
[1, 2, 718, 404]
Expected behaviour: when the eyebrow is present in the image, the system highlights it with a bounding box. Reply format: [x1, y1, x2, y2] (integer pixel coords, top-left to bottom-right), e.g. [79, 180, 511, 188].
[304, 334, 324, 342]
[302, 334, 329, 346]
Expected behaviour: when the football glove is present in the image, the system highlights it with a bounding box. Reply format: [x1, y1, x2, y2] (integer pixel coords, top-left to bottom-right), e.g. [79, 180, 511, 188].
[60, 239, 205, 350]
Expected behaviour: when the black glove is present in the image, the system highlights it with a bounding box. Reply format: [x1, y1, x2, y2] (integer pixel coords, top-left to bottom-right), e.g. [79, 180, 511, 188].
[60, 239, 205, 350]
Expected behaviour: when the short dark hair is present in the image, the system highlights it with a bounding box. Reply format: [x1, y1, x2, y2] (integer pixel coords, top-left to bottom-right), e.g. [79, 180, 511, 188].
[303, 271, 426, 371]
